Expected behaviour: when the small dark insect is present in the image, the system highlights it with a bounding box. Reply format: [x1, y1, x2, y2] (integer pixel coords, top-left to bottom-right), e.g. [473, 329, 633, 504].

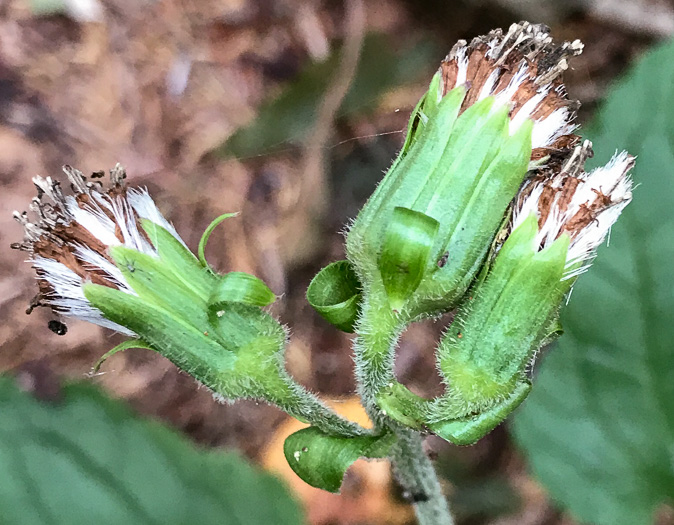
[48, 320, 68, 335]
[437, 251, 449, 268]
[401, 490, 430, 503]
[412, 492, 430, 503]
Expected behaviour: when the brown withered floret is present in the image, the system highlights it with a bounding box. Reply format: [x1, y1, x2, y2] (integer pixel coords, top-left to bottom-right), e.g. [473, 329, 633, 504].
[12, 165, 138, 315]
[437, 22, 584, 166]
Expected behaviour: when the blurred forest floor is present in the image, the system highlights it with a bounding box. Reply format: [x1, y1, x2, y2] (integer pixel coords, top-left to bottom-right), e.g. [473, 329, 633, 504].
[1, 0, 672, 523]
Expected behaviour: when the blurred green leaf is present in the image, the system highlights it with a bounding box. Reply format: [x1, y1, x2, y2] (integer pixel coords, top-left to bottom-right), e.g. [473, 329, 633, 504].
[30, 0, 68, 15]
[0, 376, 302, 525]
[513, 40, 674, 525]
[451, 476, 520, 521]
[435, 448, 521, 521]
[219, 34, 438, 158]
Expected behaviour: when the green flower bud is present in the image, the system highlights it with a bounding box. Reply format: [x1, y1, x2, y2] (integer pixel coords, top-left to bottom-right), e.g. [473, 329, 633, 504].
[425, 142, 634, 442]
[13, 165, 365, 438]
[345, 29, 586, 318]
[348, 25, 589, 416]
[436, 214, 569, 409]
[12, 166, 289, 401]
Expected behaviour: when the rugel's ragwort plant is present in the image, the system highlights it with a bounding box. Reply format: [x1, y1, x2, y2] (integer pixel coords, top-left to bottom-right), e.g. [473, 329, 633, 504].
[12, 23, 634, 525]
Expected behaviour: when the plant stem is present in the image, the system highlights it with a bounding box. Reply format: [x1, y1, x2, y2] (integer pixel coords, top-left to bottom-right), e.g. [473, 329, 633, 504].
[242, 364, 368, 437]
[354, 295, 401, 422]
[355, 294, 454, 525]
[391, 428, 453, 525]
[269, 371, 368, 437]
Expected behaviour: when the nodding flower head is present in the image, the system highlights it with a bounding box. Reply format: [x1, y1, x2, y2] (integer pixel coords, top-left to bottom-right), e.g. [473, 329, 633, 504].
[11, 164, 185, 336]
[11, 166, 309, 410]
[347, 22, 586, 317]
[439, 21, 583, 159]
[512, 141, 635, 279]
[433, 145, 634, 421]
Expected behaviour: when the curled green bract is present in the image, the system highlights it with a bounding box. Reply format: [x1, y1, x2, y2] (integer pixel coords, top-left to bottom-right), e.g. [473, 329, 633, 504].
[283, 427, 395, 492]
[198, 212, 239, 270]
[92, 339, 153, 374]
[210, 271, 276, 309]
[378, 207, 439, 311]
[307, 260, 362, 332]
[427, 381, 532, 445]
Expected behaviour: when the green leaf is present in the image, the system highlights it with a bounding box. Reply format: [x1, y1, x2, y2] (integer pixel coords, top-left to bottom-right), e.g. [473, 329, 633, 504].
[218, 34, 438, 158]
[512, 39, 674, 525]
[283, 427, 395, 493]
[307, 260, 361, 332]
[0, 375, 302, 525]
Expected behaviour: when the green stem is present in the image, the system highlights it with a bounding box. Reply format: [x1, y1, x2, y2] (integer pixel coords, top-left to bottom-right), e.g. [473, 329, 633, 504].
[245, 365, 367, 437]
[354, 295, 403, 425]
[354, 293, 454, 525]
[391, 428, 453, 525]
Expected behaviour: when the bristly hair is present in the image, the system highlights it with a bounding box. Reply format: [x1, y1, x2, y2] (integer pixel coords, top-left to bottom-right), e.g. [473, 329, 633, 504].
[12, 164, 185, 335]
[512, 141, 635, 278]
[438, 21, 583, 166]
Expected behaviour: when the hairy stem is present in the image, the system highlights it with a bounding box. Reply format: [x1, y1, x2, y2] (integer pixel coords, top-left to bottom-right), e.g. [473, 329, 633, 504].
[391, 428, 453, 525]
[354, 295, 402, 424]
[268, 372, 368, 437]
[354, 294, 454, 524]
[240, 364, 368, 437]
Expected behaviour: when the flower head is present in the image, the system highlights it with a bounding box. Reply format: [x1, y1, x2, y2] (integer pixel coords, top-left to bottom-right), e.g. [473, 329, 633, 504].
[438, 21, 583, 157]
[430, 141, 634, 428]
[512, 141, 635, 278]
[347, 22, 587, 318]
[12, 164, 184, 335]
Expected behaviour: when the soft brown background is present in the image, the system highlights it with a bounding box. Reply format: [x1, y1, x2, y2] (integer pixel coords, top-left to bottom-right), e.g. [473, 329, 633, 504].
[1, 0, 672, 523]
